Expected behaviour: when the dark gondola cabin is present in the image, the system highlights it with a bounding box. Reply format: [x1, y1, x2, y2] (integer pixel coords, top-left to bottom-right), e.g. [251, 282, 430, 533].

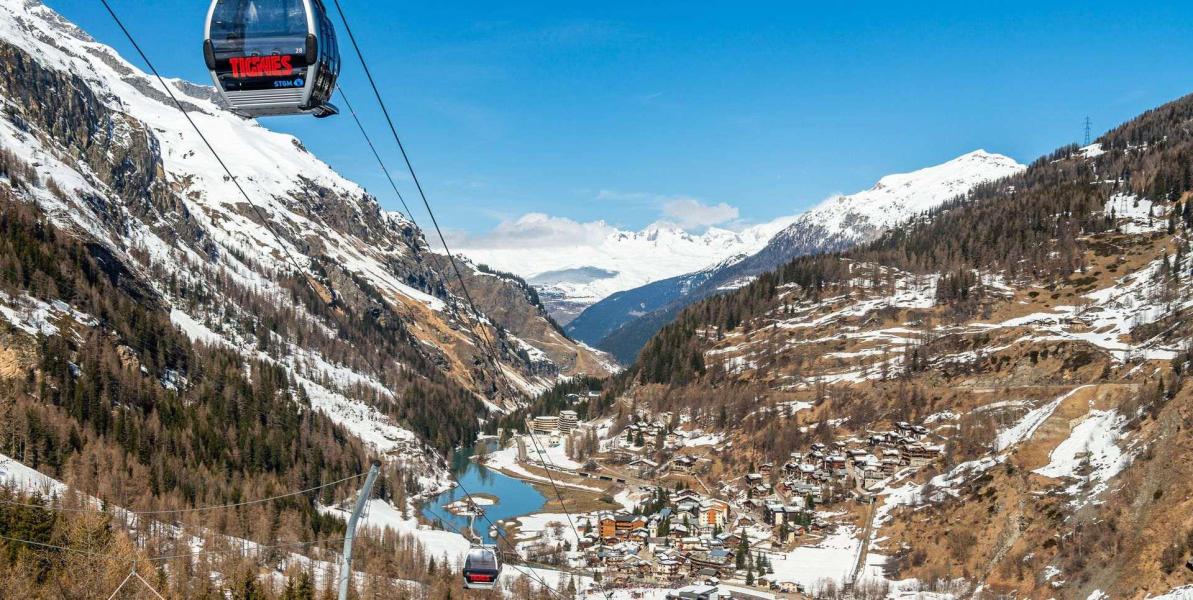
[203, 0, 340, 117]
[462, 546, 502, 590]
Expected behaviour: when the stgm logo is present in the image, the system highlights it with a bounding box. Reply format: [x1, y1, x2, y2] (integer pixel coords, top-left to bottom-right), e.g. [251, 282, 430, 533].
[229, 55, 294, 78]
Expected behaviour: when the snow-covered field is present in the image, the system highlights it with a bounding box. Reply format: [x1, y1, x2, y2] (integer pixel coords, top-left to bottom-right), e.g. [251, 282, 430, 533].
[770, 526, 886, 590]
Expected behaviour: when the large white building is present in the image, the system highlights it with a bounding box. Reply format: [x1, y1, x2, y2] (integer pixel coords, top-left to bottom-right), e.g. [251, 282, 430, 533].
[559, 410, 579, 433]
[532, 415, 559, 434]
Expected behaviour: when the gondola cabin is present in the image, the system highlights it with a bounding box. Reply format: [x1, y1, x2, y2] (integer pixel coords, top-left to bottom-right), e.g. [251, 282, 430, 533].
[462, 546, 502, 590]
[203, 0, 340, 117]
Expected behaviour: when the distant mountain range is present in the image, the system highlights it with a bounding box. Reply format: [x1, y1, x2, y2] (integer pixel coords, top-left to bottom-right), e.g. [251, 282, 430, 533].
[575, 150, 1026, 363]
[458, 217, 793, 323]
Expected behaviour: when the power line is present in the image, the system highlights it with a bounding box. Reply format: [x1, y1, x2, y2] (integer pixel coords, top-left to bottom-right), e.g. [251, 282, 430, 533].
[98, 0, 322, 295]
[328, 0, 517, 399]
[0, 532, 126, 561]
[0, 472, 365, 516]
[523, 422, 613, 599]
[417, 502, 572, 598]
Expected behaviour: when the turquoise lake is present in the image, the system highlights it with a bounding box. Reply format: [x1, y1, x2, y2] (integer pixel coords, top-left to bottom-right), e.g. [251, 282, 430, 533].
[421, 441, 547, 544]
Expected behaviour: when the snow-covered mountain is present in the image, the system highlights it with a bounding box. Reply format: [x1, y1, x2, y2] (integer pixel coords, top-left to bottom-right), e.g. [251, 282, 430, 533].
[0, 0, 609, 461]
[743, 149, 1026, 279]
[577, 150, 1026, 362]
[458, 217, 794, 323]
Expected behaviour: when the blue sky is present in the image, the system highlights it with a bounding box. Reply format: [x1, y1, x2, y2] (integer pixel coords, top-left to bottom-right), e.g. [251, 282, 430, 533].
[48, 0, 1193, 241]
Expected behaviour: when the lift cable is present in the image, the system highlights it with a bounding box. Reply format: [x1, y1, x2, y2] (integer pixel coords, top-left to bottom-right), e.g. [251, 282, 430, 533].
[99, 0, 326, 297]
[416, 503, 573, 599]
[0, 472, 365, 516]
[328, 0, 517, 396]
[336, 80, 573, 599]
[522, 422, 615, 599]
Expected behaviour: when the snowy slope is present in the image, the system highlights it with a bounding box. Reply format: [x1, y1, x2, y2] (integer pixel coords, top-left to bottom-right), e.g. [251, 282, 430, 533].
[740, 150, 1026, 280]
[464, 151, 1021, 328]
[0, 0, 609, 401]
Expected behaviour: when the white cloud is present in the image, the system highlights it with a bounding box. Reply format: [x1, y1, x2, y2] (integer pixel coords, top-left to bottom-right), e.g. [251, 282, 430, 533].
[452, 213, 617, 250]
[660, 197, 739, 229]
[450, 192, 742, 253]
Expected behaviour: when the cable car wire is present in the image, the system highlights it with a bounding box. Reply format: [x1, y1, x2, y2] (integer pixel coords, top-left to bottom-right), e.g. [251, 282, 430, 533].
[417, 503, 571, 598]
[100, 0, 327, 298]
[522, 423, 614, 599]
[0, 472, 365, 516]
[337, 77, 573, 599]
[335, 84, 417, 225]
[327, 0, 517, 396]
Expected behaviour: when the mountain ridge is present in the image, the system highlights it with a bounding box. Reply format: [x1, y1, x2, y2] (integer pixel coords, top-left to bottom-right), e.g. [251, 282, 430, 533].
[575, 149, 1026, 362]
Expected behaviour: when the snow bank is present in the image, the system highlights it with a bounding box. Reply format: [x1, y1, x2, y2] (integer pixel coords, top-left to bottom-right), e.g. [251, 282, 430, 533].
[996, 386, 1091, 451]
[1034, 409, 1130, 498]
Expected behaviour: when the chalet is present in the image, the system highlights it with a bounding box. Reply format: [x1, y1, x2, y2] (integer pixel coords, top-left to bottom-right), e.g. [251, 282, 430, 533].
[630, 527, 651, 542]
[687, 551, 732, 577]
[759, 462, 774, 475]
[778, 523, 804, 543]
[745, 473, 765, 485]
[903, 443, 940, 467]
[673, 455, 698, 473]
[620, 555, 652, 576]
[824, 454, 847, 471]
[628, 457, 659, 477]
[656, 557, 683, 577]
[600, 514, 646, 540]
